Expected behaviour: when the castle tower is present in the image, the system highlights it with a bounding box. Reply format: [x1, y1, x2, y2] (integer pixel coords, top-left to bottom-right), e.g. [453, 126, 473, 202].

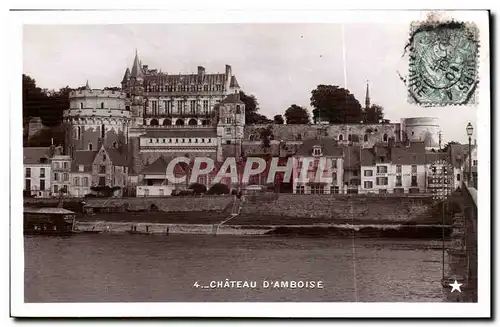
[216, 92, 245, 160]
[63, 82, 131, 153]
[124, 50, 146, 127]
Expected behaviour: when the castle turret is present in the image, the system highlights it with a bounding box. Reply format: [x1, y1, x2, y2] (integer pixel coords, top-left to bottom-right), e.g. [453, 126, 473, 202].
[365, 80, 370, 110]
[63, 84, 130, 152]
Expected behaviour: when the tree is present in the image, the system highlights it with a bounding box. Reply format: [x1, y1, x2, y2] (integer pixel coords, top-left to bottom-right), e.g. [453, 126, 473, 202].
[273, 114, 284, 124]
[239, 91, 271, 124]
[284, 104, 310, 124]
[189, 183, 207, 195]
[259, 125, 274, 152]
[207, 183, 230, 195]
[310, 85, 363, 124]
[363, 104, 385, 124]
[441, 141, 460, 153]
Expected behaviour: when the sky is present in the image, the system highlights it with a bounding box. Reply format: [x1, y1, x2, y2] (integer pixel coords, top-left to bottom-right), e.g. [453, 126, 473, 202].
[23, 23, 478, 143]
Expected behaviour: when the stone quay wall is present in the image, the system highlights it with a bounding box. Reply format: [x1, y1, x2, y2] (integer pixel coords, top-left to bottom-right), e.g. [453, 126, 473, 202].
[240, 194, 434, 224]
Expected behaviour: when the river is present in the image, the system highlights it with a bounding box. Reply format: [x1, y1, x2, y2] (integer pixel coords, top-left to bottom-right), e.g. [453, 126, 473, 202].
[24, 234, 446, 302]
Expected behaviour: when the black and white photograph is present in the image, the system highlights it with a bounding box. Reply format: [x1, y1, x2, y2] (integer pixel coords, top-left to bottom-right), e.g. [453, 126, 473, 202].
[9, 7, 490, 318]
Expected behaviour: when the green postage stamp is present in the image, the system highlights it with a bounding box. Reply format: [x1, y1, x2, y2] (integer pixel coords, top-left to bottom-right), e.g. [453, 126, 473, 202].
[407, 21, 479, 106]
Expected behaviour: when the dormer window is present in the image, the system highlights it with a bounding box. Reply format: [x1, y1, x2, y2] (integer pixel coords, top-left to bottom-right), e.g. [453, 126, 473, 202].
[313, 146, 322, 156]
[79, 165, 84, 172]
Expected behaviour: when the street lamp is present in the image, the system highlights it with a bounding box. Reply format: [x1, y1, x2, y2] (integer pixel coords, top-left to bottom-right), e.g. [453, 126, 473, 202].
[466, 123, 474, 184]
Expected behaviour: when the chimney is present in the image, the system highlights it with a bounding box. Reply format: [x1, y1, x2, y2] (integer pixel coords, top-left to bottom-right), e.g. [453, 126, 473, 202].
[198, 66, 205, 76]
[225, 64, 232, 79]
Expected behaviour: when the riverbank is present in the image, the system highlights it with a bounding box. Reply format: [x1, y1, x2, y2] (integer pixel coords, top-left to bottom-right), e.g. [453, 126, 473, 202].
[73, 220, 451, 238]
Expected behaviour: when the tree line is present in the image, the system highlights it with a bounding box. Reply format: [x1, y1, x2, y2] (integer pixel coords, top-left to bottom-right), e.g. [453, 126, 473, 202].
[241, 84, 385, 125]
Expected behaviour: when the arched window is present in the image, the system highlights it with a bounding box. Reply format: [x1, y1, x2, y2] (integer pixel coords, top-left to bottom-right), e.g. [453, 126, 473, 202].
[101, 124, 105, 138]
[364, 134, 368, 142]
[80, 102, 84, 109]
[338, 134, 343, 141]
[383, 133, 388, 142]
[88, 143, 93, 151]
[176, 119, 185, 126]
[77, 126, 81, 140]
[100, 102, 104, 109]
[112, 142, 117, 148]
[236, 105, 241, 114]
[348, 134, 352, 142]
[188, 119, 198, 126]
[150, 118, 159, 126]
[297, 134, 302, 141]
[163, 119, 172, 126]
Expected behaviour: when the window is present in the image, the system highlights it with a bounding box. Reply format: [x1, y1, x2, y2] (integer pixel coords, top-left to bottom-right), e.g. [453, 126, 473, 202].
[165, 101, 172, 114]
[431, 166, 437, 174]
[396, 175, 402, 187]
[80, 102, 84, 109]
[53, 185, 59, 194]
[40, 179, 45, 191]
[225, 127, 232, 135]
[83, 177, 89, 186]
[226, 140, 231, 145]
[101, 124, 105, 138]
[73, 177, 80, 186]
[203, 85, 209, 91]
[383, 134, 388, 142]
[376, 177, 388, 185]
[348, 134, 352, 142]
[149, 139, 153, 143]
[411, 175, 418, 187]
[190, 100, 196, 114]
[338, 134, 343, 141]
[311, 185, 324, 194]
[102, 153, 107, 161]
[457, 174, 461, 182]
[296, 185, 305, 194]
[25, 168, 31, 177]
[63, 162, 68, 169]
[364, 181, 373, 189]
[203, 100, 209, 113]
[226, 117, 233, 124]
[411, 165, 417, 174]
[99, 165, 106, 174]
[330, 186, 339, 194]
[201, 139, 205, 143]
[364, 170, 373, 177]
[208, 139, 211, 143]
[25, 179, 31, 191]
[353, 170, 358, 177]
[152, 101, 158, 114]
[236, 105, 241, 114]
[313, 147, 322, 156]
[377, 166, 388, 174]
[77, 126, 81, 140]
[53, 173, 58, 181]
[99, 177, 106, 186]
[88, 143, 93, 151]
[63, 173, 69, 181]
[473, 160, 478, 166]
[364, 134, 368, 142]
[177, 100, 184, 114]
[101, 102, 104, 109]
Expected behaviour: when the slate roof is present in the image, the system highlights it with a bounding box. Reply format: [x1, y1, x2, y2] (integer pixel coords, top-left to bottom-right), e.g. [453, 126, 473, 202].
[104, 146, 128, 167]
[294, 139, 343, 157]
[140, 156, 169, 174]
[143, 129, 217, 138]
[221, 93, 245, 104]
[230, 76, 240, 88]
[342, 145, 361, 170]
[391, 142, 426, 165]
[23, 147, 52, 165]
[71, 150, 97, 172]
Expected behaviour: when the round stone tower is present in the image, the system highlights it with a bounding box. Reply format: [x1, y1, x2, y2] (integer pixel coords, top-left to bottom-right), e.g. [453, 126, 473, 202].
[63, 82, 131, 153]
[401, 117, 440, 149]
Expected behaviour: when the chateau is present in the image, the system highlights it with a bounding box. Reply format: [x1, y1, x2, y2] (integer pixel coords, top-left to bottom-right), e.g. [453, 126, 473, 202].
[23, 50, 455, 197]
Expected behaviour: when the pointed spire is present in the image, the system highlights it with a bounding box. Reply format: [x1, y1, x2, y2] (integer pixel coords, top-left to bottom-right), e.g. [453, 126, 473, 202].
[130, 49, 143, 79]
[365, 80, 370, 109]
[85, 80, 91, 90]
[122, 68, 130, 83]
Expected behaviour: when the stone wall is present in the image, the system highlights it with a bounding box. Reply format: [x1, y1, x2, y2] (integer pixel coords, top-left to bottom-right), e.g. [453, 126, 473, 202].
[84, 195, 233, 212]
[239, 194, 434, 224]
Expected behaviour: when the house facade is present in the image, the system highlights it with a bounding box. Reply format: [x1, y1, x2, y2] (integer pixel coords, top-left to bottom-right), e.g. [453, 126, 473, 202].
[91, 145, 129, 196]
[23, 147, 53, 198]
[360, 141, 427, 194]
[51, 154, 72, 196]
[292, 139, 344, 194]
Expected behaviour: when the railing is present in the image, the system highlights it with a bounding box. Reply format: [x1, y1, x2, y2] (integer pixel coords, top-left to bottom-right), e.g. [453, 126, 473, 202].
[144, 112, 212, 118]
[143, 124, 214, 129]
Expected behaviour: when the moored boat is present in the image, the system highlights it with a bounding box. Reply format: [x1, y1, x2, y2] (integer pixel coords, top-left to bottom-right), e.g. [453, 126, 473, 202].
[24, 207, 76, 235]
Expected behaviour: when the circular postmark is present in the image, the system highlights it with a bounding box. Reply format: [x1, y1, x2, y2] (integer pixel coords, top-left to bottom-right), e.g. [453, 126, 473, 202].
[408, 23, 478, 106]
